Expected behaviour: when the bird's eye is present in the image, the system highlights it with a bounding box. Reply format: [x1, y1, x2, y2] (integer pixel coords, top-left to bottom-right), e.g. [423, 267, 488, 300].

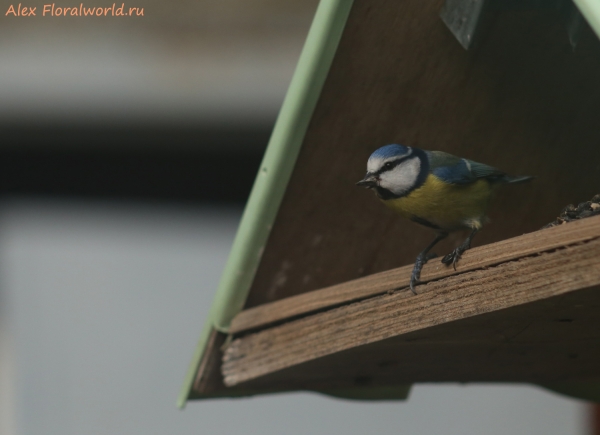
[383, 162, 394, 170]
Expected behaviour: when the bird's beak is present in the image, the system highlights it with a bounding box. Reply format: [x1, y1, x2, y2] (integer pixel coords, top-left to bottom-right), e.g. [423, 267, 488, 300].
[356, 173, 379, 189]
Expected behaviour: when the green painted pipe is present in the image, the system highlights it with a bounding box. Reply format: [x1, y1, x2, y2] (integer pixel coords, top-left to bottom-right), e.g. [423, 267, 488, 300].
[573, 0, 600, 39]
[178, 0, 354, 408]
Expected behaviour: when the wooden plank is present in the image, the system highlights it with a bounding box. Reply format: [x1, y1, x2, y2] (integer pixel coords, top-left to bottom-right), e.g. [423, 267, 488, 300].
[233, 285, 600, 390]
[190, 327, 227, 397]
[222, 234, 600, 386]
[225, 287, 600, 390]
[190, 328, 413, 399]
[230, 215, 600, 334]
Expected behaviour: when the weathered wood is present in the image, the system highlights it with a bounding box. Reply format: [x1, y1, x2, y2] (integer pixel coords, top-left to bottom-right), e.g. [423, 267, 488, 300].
[230, 215, 600, 334]
[231, 283, 600, 391]
[190, 327, 227, 397]
[223, 234, 600, 386]
[190, 326, 413, 399]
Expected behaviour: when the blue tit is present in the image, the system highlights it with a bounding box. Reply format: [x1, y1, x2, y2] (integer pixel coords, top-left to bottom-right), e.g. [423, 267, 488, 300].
[357, 144, 533, 294]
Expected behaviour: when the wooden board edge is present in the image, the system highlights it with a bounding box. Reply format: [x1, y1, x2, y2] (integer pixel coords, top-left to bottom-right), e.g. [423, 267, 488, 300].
[223, 236, 600, 386]
[230, 215, 600, 335]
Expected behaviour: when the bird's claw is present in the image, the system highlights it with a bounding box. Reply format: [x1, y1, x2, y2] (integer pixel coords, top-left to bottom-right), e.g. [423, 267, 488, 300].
[410, 252, 437, 295]
[409, 274, 419, 295]
[441, 248, 463, 270]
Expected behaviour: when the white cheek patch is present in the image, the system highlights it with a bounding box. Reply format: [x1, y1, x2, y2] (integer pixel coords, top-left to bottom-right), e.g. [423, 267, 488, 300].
[379, 157, 421, 196]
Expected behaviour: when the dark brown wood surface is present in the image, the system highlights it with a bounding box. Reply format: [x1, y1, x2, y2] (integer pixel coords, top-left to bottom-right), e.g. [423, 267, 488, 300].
[190, 327, 227, 398]
[223, 233, 600, 387]
[230, 216, 600, 334]
[244, 0, 600, 309]
[224, 283, 600, 392]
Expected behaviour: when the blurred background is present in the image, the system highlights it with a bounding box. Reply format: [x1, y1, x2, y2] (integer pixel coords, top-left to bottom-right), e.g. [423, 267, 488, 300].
[0, 0, 595, 434]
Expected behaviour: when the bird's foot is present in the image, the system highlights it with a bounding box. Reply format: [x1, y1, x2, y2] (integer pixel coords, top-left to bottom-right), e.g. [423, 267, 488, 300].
[441, 246, 467, 270]
[410, 252, 437, 294]
[441, 229, 477, 271]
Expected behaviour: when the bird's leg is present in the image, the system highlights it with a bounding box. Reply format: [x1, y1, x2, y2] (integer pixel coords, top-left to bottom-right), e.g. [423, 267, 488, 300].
[441, 228, 478, 271]
[410, 232, 448, 294]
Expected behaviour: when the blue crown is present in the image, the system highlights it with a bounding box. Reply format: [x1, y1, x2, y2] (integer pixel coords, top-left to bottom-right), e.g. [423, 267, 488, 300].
[369, 144, 409, 160]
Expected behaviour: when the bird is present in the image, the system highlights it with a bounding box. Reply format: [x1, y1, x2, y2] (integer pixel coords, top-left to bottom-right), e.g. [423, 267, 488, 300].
[356, 144, 533, 294]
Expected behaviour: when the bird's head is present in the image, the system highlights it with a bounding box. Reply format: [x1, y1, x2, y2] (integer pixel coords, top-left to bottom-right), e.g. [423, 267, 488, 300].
[356, 144, 423, 197]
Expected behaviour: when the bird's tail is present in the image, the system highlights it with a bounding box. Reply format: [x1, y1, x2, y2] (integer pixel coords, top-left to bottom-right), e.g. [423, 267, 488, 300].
[502, 175, 535, 184]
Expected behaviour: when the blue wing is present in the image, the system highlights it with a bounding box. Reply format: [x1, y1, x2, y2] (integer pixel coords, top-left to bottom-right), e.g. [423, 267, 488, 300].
[426, 151, 505, 185]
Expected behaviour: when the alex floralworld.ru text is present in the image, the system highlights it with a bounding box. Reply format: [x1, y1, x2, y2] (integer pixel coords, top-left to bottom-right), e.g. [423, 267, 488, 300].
[6, 3, 144, 16]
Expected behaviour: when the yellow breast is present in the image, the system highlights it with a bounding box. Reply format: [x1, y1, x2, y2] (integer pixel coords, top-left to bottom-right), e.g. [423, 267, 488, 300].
[382, 174, 495, 231]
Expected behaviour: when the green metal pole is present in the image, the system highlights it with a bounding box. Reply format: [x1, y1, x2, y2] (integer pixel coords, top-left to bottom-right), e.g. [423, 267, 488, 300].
[573, 0, 600, 39]
[178, 0, 354, 408]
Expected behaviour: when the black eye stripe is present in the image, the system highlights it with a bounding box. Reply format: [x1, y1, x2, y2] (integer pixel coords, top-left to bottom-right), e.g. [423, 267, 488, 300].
[375, 155, 411, 175]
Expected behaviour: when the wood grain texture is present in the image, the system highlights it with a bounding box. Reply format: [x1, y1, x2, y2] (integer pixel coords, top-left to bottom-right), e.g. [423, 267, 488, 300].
[230, 216, 600, 334]
[190, 327, 413, 399]
[229, 282, 600, 391]
[223, 235, 600, 386]
[190, 327, 227, 398]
